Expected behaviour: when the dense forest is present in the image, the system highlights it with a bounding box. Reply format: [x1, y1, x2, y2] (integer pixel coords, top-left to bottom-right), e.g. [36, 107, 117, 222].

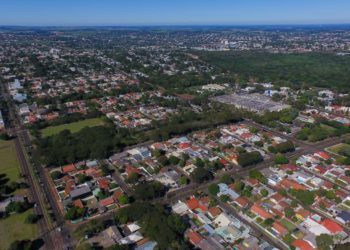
[197, 51, 350, 91]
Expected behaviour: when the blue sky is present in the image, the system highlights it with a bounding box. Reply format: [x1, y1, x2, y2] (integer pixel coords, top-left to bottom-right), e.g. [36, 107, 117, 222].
[1, 0, 350, 26]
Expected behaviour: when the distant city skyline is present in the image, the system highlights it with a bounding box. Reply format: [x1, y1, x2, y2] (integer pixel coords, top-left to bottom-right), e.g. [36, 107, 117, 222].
[1, 0, 350, 26]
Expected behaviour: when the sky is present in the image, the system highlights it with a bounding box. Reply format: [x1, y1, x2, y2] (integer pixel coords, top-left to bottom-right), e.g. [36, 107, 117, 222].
[1, 0, 350, 26]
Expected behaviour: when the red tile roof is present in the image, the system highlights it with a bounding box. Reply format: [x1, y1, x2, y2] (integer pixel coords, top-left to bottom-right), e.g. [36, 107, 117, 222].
[126, 165, 141, 177]
[113, 190, 123, 201]
[280, 164, 298, 172]
[208, 206, 222, 218]
[62, 164, 76, 173]
[321, 218, 343, 234]
[296, 208, 310, 219]
[99, 196, 115, 207]
[240, 133, 252, 140]
[270, 193, 284, 203]
[73, 199, 84, 209]
[187, 231, 203, 245]
[234, 197, 249, 208]
[98, 178, 110, 190]
[251, 203, 273, 219]
[315, 151, 330, 160]
[314, 165, 327, 174]
[272, 221, 288, 236]
[280, 179, 307, 190]
[187, 198, 199, 211]
[178, 142, 191, 149]
[292, 239, 316, 250]
[247, 178, 259, 186]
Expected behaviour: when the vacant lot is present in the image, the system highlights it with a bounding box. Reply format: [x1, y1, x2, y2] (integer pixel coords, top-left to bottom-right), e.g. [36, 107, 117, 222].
[41, 117, 105, 137]
[0, 209, 38, 249]
[0, 139, 20, 182]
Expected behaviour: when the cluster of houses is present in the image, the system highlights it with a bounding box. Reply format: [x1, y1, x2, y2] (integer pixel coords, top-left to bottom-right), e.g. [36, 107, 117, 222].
[297, 151, 350, 189]
[50, 160, 126, 219]
[87, 221, 157, 249]
[106, 123, 293, 190]
[212, 150, 350, 250]
[298, 104, 350, 126]
[109, 136, 214, 186]
[170, 194, 275, 250]
[18, 102, 59, 125]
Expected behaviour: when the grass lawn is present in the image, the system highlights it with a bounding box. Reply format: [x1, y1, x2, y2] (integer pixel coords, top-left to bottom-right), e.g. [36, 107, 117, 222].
[320, 124, 336, 134]
[280, 218, 297, 232]
[326, 143, 350, 156]
[0, 139, 21, 182]
[41, 117, 105, 137]
[0, 209, 38, 249]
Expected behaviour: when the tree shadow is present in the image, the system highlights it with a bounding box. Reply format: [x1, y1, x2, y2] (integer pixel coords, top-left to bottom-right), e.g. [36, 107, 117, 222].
[30, 238, 44, 250]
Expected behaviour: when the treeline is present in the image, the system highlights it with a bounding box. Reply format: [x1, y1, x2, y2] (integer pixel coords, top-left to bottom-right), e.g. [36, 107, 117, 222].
[197, 51, 350, 92]
[237, 151, 263, 167]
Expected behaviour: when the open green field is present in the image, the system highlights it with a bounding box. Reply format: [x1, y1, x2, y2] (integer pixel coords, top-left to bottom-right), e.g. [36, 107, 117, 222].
[326, 143, 350, 156]
[41, 117, 105, 137]
[0, 140, 20, 182]
[0, 209, 38, 250]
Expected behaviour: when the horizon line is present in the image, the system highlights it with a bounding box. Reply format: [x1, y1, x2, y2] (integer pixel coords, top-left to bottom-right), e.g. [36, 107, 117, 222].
[1, 22, 350, 28]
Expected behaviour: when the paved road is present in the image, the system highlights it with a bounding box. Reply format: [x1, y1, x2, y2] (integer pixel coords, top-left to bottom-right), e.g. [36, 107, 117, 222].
[0, 82, 70, 250]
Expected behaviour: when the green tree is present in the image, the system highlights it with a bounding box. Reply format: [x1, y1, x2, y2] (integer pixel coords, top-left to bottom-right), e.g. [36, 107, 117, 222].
[249, 169, 267, 184]
[190, 167, 213, 183]
[220, 174, 234, 185]
[290, 189, 315, 206]
[238, 151, 263, 167]
[65, 206, 85, 221]
[274, 153, 289, 164]
[179, 176, 189, 185]
[50, 171, 62, 180]
[133, 181, 166, 201]
[169, 155, 180, 165]
[260, 189, 269, 197]
[263, 218, 274, 227]
[25, 213, 40, 224]
[208, 183, 220, 196]
[316, 234, 334, 250]
[118, 194, 129, 205]
[220, 195, 230, 203]
[8, 240, 33, 250]
[284, 207, 295, 218]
